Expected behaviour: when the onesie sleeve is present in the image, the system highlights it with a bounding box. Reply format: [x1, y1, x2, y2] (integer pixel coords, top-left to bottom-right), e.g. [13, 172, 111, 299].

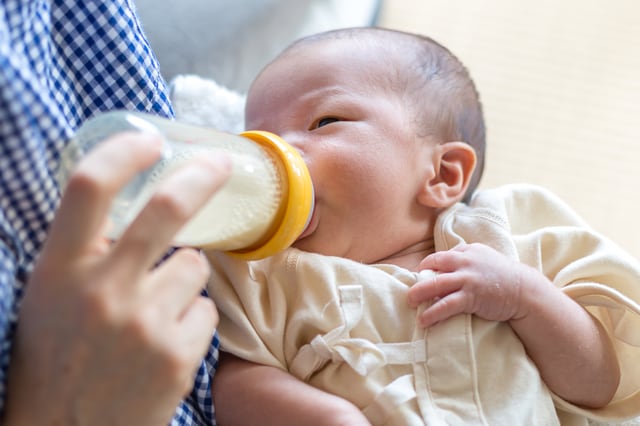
[206, 249, 348, 374]
[436, 184, 640, 422]
[205, 251, 291, 370]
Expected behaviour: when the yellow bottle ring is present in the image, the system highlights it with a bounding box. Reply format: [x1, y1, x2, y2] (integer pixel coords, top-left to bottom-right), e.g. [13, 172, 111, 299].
[227, 130, 314, 260]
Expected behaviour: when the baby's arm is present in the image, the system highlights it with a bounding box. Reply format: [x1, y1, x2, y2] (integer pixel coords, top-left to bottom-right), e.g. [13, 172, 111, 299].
[213, 353, 371, 426]
[407, 243, 619, 408]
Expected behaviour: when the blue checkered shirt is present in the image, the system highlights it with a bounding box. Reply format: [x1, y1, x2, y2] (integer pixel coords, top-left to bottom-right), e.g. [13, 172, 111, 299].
[0, 0, 218, 423]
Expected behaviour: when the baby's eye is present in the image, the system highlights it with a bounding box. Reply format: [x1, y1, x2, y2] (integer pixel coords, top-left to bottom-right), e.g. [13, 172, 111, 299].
[312, 117, 340, 129]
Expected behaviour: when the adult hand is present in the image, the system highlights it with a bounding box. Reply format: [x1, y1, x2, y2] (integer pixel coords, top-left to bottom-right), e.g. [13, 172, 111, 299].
[4, 132, 230, 425]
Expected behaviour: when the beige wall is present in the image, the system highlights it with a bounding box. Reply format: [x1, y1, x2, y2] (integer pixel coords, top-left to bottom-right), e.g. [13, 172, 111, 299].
[378, 1, 640, 260]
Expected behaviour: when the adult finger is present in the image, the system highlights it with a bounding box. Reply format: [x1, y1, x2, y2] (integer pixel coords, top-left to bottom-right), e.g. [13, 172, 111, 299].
[146, 248, 211, 318]
[179, 297, 218, 346]
[172, 297, 219, 384]
[50, 132, 162, 261]
[110, 154, 231, 271]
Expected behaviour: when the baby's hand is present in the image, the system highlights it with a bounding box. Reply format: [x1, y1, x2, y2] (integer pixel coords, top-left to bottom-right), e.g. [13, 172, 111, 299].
[408, 243, 539, 327]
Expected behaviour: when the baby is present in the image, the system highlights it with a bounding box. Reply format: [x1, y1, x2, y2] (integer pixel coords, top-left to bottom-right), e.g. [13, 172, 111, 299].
[207, 27, 640, 425]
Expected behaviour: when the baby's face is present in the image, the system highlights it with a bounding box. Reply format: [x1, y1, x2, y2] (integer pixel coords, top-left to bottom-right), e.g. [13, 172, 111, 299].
[246, 37, 438, 264]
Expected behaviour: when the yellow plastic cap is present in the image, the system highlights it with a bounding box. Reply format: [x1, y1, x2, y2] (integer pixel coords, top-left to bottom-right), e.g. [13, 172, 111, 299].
[227, 130, 314, 260]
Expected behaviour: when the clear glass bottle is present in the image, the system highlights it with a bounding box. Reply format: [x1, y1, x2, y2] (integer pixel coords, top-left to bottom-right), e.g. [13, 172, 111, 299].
[56, 111, 314, 260]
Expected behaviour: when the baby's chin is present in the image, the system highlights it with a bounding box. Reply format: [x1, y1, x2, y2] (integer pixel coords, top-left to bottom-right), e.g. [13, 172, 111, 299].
[292, 237, 343, 258]
[292, 238, 374, 264]
[292, 237, 323, 254]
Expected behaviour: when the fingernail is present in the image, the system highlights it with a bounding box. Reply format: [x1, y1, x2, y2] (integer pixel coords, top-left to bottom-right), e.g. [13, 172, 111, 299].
[130, 131, 163, 154]
[133, 130, 162, 144]
[197, 153, 232, 174]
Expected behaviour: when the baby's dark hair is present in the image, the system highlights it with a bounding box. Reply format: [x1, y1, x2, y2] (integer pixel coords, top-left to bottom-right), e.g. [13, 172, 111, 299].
[405, 32, 486, 202]
[283, 27, 486, 202]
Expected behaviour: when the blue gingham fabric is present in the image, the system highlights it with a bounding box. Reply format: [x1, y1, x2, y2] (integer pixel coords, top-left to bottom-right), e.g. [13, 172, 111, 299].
[0, 0, 218, 423]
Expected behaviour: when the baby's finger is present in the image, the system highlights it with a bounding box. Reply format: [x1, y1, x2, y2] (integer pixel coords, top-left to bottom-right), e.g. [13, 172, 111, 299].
[417, 292, 467, 328]
[418, 248, 465, 272]
[408, 272, 461, 308]
[110, 155, 231, 272]
[48, 133, 162, 261]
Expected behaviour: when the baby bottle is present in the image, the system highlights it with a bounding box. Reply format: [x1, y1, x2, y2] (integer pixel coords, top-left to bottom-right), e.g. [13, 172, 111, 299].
[56, 111, 314, 260]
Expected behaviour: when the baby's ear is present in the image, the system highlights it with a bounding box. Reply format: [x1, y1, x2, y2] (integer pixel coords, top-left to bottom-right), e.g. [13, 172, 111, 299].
[418, 142, 477, 208]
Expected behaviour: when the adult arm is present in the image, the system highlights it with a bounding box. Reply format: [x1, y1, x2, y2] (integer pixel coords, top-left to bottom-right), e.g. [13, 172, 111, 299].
[213, 353, 371, 426]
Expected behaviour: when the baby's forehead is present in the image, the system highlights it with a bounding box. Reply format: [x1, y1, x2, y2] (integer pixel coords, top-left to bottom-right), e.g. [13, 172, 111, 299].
[285, 31, 412, 62]
[249, 30, 423, 107]
[274, 34, 414, 81]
